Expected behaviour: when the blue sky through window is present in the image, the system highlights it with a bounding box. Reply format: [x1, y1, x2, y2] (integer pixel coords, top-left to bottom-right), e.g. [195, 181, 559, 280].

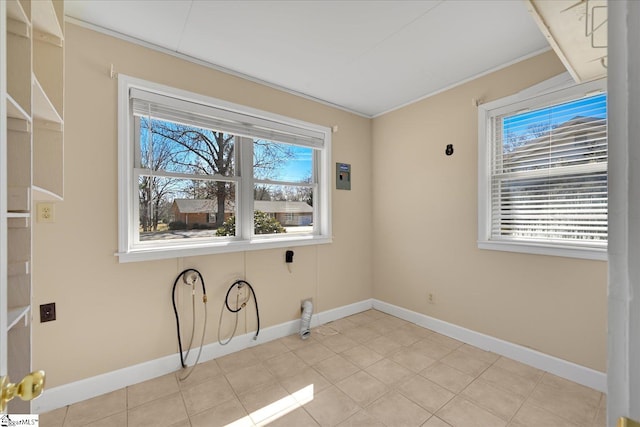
[254, 143, 313, 183]
[280, 145, 313, 182]
[502, 93, 607, 153]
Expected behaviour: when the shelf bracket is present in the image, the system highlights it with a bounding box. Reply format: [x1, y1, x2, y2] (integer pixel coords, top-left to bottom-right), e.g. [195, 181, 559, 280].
[7, 18, 30, 38]
[33, 29, 63, 47]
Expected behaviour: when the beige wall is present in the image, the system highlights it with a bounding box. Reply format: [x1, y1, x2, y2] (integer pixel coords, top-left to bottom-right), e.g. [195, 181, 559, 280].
[32, 25, 607, 391]
[31, 24, 373, 388]
[371, 50, 607, 372]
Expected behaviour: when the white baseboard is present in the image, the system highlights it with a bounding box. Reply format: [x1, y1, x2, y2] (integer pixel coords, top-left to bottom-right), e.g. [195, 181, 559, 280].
[33, 298, 373, 413]
[34, 297, 606, 413]
[372, 299, 607, 393]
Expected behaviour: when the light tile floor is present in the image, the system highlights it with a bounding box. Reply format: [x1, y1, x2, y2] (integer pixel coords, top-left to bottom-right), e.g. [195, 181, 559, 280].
[40, 309, 606, 427]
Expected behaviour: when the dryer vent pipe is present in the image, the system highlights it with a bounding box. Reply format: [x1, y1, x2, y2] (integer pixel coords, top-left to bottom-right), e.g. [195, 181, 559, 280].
[300, 300, 313, 340]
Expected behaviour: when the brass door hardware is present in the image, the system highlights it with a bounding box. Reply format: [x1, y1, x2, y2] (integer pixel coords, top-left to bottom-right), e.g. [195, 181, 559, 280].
[619, 417, 640, 427]
[0, 371, 46, 412]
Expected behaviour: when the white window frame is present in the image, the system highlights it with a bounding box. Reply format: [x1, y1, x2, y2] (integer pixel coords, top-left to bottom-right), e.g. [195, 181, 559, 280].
[478, 73, 607, 260]
[117, 75, 332, 262]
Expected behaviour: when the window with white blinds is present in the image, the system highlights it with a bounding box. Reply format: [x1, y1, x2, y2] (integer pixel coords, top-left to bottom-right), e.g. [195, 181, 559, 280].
[117, 75, 332, 262]
[478, 77, 607, 260]
[130, 88, 326, 150]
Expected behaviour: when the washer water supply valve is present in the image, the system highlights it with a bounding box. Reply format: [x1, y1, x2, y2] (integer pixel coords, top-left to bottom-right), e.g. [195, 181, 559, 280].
[172, 269, 208, 381]
[183, 270, 199, 286]
[218, 280, 261, 345]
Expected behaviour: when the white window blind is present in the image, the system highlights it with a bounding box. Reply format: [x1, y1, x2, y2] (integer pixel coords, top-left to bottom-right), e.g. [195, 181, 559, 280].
[489, 92, 607, 248]
[130, 88, 325, 149]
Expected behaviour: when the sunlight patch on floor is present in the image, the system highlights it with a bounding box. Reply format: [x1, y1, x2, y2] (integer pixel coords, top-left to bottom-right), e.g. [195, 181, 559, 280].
[226, 384, 314, 427]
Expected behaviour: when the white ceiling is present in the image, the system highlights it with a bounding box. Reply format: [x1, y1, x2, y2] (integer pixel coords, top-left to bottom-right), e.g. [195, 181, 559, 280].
[65, 0, 551, 117]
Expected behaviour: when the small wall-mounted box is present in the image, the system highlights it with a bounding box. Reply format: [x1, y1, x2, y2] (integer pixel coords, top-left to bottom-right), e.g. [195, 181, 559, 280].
[336, 163, 351, 190]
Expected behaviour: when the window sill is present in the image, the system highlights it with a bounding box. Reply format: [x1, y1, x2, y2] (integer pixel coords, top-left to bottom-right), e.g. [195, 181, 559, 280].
[117, 235, 332, 263]
[478, 240, 607, 261]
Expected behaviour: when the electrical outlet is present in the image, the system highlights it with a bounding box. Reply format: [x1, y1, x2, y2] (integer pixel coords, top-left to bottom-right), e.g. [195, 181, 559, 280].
[428, 293, 435, 304]
[40, 303, 56, 322]
[37, 202, 55, 223]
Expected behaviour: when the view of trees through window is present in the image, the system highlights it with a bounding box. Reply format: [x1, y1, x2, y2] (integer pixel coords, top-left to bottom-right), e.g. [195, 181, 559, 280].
[136, 117, 314, 241]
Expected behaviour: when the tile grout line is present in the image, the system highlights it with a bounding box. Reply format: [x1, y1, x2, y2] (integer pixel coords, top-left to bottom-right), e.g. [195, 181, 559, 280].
[503, 361, 545, 426]
[529, 371, 602, 427]
[55, 310, 603, 427]
[175, 376, 193, 427]
[509, 371, 546, 423]
[125, 386, 129, 427]
[437, 350, 509, 426]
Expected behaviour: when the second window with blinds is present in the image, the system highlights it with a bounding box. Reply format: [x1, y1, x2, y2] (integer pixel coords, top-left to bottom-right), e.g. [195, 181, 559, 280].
[117, 75, 332, 262]
[478, 75, 607, 260]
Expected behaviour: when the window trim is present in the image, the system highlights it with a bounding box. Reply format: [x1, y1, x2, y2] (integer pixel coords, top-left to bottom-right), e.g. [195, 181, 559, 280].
[477, 73, 607, 261]
[116, 75, 332, 263]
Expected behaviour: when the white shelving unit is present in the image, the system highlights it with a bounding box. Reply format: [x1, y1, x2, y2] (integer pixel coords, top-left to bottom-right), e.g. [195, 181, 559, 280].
[1, 0, 64, 413]
[7, 306, 30, 331]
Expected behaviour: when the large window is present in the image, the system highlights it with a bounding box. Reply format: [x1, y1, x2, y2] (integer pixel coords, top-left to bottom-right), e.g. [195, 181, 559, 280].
[478, 75, 607, 260]
[117, 76, 331, 262]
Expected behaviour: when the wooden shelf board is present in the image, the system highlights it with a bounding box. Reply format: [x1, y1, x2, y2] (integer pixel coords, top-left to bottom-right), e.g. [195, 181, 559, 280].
[8, 186, 31, 212]
[6, 0, 29, 25]
[8, 261, 29, 277]
[7, 306, 30, 331]
[32, 185, 63, 202]
[32, 76, 62, 124]
[6, 212, 30, 218]
[7, 17, 30, 39]
[7, 216, 30, 229]
[31, 0, 63, 41]
[6, 94, 31, 122]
